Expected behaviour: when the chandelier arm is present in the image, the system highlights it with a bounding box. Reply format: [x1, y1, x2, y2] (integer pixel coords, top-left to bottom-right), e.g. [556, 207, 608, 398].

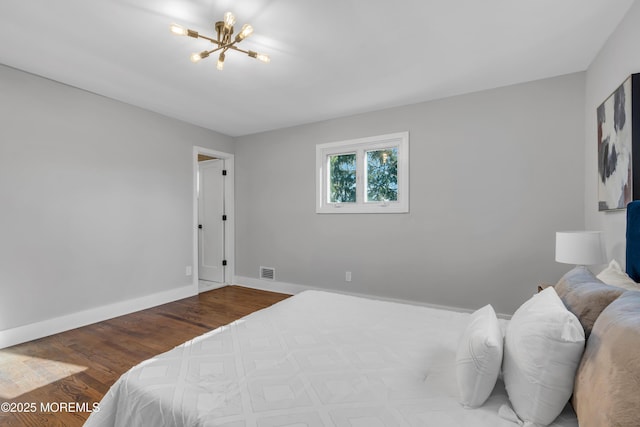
[205, 40, 242, 57]
[206, 46, 226, 55]
[219, 40, 239, 50]
[195, 33, 222, 46]
[227, 45, 250, 55]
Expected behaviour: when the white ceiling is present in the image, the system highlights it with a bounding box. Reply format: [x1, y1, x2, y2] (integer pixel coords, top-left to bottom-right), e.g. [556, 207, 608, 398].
[0, 0, 634, 137]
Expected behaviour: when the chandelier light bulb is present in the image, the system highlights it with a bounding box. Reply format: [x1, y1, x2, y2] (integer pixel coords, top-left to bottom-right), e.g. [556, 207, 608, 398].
[217, 52, 226, 70]
[223, 12, 236, 29]
[256, 53, 270, 63]
[249, 51, 271, 64]
[235, 24, 254, 42]
[169, 23, 187, 36]
[190, 51, 209, 63]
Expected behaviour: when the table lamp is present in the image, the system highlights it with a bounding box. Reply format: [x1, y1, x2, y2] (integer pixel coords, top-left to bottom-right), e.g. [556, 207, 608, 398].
[555, 231, 606, 266]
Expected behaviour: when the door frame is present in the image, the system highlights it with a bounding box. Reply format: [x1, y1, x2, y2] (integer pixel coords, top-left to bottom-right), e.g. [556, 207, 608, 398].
[193, 146, 235, 292]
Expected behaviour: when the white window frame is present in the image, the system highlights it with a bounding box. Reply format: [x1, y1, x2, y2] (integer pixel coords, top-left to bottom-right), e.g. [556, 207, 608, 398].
[316, 131, 409, 214]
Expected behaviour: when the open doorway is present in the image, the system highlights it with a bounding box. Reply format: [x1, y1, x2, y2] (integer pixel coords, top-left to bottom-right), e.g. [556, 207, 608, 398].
[193, 147, 234, 293]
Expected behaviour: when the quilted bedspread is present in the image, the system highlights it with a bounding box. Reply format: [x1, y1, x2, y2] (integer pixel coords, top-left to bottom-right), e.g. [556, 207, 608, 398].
[84, 290, 578, 427]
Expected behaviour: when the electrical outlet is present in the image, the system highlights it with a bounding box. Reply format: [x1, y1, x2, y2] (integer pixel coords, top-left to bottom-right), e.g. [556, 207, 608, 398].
[186, 266, 193, 276]
[346, 271, 352, 282]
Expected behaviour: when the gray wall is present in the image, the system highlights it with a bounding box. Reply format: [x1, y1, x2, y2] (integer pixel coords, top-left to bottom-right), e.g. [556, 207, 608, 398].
[585, 1, 640, 264]
[0, 65, 233, 331]
[235, 73, 586, 315]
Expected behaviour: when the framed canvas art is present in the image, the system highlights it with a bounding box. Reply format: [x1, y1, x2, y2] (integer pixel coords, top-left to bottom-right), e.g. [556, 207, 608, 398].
[598, 73, 640, 211]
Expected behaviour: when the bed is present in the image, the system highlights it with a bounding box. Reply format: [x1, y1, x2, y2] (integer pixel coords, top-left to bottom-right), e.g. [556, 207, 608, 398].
[85, 203, 640, 427]
[85, 289, 582, 427]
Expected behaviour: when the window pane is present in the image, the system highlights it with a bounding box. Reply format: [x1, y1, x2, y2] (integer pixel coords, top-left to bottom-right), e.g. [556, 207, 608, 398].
[329, 153, 356, 203]
[366, 148, 398, 202]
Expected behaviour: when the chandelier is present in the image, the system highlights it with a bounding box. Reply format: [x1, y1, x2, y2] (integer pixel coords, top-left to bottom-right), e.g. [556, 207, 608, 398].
[169, 12, 270, 71]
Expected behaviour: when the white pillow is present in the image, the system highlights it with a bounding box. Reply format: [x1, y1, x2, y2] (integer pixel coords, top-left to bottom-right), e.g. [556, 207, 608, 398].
[502, 287, 585, 426]
[596, 259, 640, 291]
[456, 304, 503, 408]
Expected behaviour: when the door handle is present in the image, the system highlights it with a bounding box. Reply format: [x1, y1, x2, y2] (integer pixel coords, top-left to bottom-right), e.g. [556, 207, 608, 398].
[198, 224, 203, 229]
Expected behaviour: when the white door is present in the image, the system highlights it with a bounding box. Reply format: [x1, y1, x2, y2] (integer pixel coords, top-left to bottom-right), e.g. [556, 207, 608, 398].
[198, 159, 225, 283]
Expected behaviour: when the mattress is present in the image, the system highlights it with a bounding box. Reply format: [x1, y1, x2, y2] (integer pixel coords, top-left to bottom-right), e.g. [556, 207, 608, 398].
[85, 291, 578, 427]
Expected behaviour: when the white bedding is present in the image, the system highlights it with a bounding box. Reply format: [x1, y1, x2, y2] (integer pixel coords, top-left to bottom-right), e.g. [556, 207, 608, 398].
[85, 291, 578, 427]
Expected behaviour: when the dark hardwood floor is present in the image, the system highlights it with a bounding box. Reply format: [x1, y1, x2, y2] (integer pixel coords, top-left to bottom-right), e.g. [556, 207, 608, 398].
[0, 286, 290, 427]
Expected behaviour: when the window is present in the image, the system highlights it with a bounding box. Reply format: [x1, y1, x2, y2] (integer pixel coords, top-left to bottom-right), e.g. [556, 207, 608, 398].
[316, 132, 409, 213]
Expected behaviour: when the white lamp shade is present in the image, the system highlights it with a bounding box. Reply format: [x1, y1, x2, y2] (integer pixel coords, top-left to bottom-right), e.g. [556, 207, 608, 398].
[555, 231, 607, 265]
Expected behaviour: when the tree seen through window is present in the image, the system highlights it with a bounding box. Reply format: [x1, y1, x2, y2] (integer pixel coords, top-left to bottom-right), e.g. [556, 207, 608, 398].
[329, 153, 356, 203]
[366, 148, 398, 202]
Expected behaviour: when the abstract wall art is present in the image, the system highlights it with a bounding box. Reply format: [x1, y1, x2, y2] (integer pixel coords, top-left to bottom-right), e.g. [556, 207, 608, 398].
[597, 73, 640, 211]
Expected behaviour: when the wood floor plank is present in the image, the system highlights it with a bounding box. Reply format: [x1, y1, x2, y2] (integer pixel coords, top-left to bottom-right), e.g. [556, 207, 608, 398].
[0, 286, 289, 427]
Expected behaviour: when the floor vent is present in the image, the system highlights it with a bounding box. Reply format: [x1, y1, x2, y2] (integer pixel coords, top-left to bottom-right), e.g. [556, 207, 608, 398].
[260, 266, 275, 281]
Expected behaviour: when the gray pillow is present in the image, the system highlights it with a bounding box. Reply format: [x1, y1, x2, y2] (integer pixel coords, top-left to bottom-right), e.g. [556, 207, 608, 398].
[572, 291, 640, 426]
[554, 266, 624, 338]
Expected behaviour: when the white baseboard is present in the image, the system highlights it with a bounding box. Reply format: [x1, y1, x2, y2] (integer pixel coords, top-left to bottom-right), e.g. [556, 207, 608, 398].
[233, 276, 513, 318]
[198, 280, 227, 293]
[234, 275, 318, 296]
[0, 284, 197, 349]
